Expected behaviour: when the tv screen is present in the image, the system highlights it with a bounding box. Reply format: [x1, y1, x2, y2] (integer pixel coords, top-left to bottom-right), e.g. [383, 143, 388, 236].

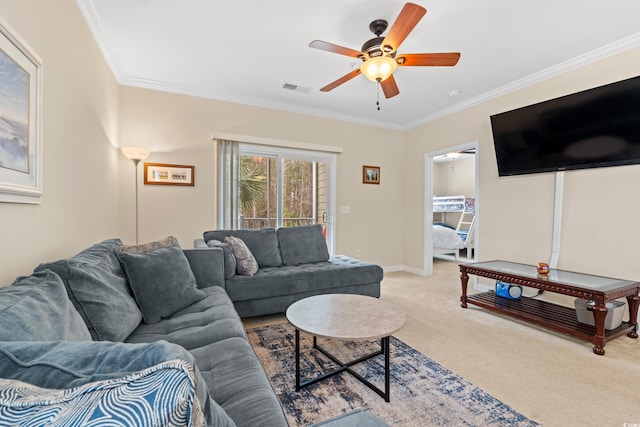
[490, 75, 640, 176]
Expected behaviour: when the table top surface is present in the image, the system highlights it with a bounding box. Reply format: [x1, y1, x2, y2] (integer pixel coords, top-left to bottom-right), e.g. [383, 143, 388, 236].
[461, 260, 639, 293]
[286, 294, 406, 340]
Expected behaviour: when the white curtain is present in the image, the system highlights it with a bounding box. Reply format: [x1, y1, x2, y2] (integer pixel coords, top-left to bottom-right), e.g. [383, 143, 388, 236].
[216, 139, 240, 229]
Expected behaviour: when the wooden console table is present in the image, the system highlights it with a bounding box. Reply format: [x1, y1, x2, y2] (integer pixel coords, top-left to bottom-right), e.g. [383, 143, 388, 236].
[459, 260, 639, 355]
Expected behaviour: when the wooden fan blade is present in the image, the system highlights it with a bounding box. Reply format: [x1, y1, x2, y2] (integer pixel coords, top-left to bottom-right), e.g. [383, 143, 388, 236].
[309, 40, 364, 58]
[319, 69, 362, 92]
[381, 75, 400, 98]
[397, 52, 461, 66]
[382, 3, 427, 52]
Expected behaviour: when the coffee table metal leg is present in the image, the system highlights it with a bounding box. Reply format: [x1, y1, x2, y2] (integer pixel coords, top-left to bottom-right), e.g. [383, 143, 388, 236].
[295, 328, 301, 391]
[383, 336, 390, 402]
[295, 332, 393, 401]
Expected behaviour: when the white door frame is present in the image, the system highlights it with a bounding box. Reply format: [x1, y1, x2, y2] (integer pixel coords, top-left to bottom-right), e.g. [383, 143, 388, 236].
[424, 141, 480, 276]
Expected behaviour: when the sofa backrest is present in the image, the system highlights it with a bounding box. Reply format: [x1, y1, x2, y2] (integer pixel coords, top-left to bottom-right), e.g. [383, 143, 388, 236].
[203, 228, 282, 267]
[25, 239, 227, 343]
[35, 239, 143, 342]
[276, 224, 329, 266]
[0, 270, 92, 342]
[202, 224, 330, 273]
[183, 248, 226, 289]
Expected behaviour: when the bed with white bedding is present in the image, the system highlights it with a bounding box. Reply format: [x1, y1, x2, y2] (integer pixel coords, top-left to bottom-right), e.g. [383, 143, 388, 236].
[433, 224, 465, 260]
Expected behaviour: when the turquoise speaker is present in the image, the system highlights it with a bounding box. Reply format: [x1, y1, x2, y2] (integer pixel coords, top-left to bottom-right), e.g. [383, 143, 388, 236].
[495, 281, 523, 300]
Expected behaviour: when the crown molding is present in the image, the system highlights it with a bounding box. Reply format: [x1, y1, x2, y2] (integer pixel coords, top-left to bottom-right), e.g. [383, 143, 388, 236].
[406, 33, 640, 130]
[77, 0, 640, 132]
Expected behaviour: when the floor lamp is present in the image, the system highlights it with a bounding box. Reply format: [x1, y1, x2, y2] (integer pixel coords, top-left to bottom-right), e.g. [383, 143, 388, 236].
[121, 147, 151, 244]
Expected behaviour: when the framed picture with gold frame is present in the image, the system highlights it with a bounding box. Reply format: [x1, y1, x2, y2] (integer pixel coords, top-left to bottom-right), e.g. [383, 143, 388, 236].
[362, 165, 380, 185]
[144, 163, 194, 186]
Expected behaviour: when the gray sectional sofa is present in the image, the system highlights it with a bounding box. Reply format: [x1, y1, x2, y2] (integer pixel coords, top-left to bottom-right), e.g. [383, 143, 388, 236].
[0, 237, 388, 426]
[196, 224, 383, 317]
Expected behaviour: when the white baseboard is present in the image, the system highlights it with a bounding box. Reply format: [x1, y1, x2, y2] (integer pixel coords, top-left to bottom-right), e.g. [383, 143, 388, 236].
[382, 265, 426, 276]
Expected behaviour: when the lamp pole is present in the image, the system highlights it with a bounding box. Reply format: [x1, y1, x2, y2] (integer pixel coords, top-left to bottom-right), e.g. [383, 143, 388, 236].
[132, 158, 141, 244]
[121, 147, 150, 244]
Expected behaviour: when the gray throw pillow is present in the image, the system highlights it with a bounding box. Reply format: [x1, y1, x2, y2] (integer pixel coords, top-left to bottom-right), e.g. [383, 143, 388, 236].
[117, 245, 207, 324]
[224, 236, 259, 276]
[120, 236, 180, 254]
[0, 270, 92, 341]
[34, 239, 142, 342]
[277, 224, 330, 266]
[206, 239, 236, 279]
[203, 228, 282, 267]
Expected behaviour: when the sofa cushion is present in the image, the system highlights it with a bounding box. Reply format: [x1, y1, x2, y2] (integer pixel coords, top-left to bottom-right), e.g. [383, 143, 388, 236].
[117, 245, 207, 324]
[126, 286, 247, 349]
[190, 337, 288, 427]
[203, 228, 282, 267]
[225, 255, 383, 302]
[120, 235, 180, 254]
[0, 360, 206, 427]
[206, 239, 236, 279]
[277, 224, 329, 266]
[0, 340, 234, 427]
[224, 236, 258, 276]
[34, 239, 142, 342]
[0, 270, 91, 342]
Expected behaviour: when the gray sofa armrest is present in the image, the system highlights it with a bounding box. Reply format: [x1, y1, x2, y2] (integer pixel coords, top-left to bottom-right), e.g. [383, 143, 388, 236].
[183, 248, 225, 289]
[193, 238, 208, 248]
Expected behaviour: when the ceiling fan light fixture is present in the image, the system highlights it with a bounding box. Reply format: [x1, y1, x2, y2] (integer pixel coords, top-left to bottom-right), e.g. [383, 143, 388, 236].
[360, 56, 397, 83]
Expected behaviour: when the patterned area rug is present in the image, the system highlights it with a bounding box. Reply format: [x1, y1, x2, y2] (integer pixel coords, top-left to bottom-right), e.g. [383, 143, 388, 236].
[246, 323, 541, 427]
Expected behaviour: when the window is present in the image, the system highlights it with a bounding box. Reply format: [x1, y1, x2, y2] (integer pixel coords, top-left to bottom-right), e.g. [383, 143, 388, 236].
[217, 141, 336, 253]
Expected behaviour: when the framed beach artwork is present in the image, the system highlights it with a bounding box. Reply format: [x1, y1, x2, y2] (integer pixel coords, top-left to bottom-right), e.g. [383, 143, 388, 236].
[0, 21, 43, 203]
[144, 163, 195, 186]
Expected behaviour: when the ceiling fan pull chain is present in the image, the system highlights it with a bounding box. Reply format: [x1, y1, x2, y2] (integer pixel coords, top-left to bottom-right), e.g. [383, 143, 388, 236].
[377, 84, 381, 111]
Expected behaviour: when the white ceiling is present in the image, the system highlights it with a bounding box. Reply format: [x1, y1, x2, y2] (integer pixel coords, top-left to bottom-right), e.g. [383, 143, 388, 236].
[77, 0, 640, 131]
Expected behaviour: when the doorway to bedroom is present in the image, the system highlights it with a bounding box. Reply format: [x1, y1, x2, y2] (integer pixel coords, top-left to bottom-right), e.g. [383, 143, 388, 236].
[424, 142, 479, 276]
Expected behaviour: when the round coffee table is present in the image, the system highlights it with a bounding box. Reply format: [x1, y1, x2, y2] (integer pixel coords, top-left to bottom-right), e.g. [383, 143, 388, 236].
[286, 294, 406, 402]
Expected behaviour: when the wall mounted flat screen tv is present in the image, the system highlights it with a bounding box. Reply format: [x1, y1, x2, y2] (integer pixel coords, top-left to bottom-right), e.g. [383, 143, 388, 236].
[490, 75, 640, 176]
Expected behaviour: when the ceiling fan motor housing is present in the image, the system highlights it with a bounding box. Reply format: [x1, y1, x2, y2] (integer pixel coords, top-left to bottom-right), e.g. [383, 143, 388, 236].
[361, 36, 385, 59]
[362, 19, 396, 60]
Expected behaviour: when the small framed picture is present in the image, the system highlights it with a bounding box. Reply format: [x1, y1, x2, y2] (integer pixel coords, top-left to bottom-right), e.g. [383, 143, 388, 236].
[362, 165, 380, 185]
[144, 163, 194, 186]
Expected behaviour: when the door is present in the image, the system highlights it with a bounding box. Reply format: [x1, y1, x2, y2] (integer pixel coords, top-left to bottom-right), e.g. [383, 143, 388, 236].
[237, 144, 336, 252]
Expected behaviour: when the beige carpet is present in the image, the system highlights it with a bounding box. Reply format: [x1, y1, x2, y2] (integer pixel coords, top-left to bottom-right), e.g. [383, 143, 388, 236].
[243, 259, 640, 427]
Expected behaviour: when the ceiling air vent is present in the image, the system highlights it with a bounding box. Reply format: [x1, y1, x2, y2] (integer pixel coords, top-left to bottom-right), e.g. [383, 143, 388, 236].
[283, 83, 312, 94]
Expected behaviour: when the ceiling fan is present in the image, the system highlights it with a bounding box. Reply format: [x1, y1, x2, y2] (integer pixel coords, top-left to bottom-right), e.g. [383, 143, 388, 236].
[309, 2, 460, 99]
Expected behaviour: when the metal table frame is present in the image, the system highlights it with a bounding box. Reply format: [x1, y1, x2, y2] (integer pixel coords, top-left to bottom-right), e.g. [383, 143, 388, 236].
[294, 329, 392, 402]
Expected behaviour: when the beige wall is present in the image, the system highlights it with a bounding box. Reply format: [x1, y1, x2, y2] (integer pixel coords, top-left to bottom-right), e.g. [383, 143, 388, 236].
[405, 47, 640, 280]
[118, 86, 406, 267]
[0, 1, 121, 284]
[434, 157, 476, 227]
[434, 157, 475, 198]
[1, 1, 638, 284]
